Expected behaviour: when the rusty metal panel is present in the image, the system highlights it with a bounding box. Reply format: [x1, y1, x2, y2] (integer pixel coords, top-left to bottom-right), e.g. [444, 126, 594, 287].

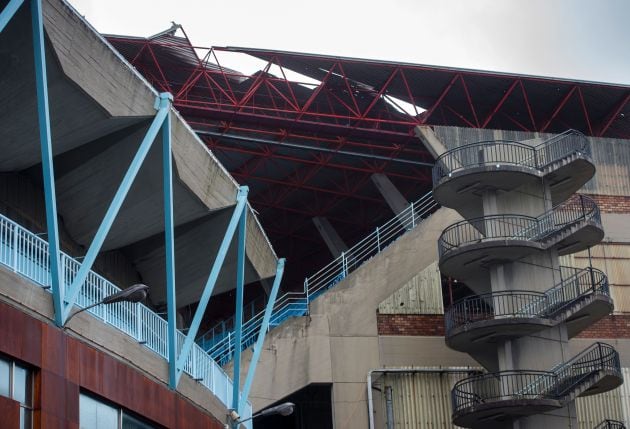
[584, 137, 630, 196]
[576, 384, 624, 428]
[622, 367, 630, 426]
[576, 367, 630, 427]
[571, 244, 630, 313]
[373, 368, 628, 428]
[376, 370, 472, 429]
[378, 262, 443, 315]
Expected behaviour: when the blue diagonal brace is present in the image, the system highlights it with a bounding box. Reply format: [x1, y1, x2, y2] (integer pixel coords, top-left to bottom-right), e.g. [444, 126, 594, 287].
[0, 0, 24, 33]
[31, 0, 64, 326]
[61, 94, 172, 323]
[173, 186, 249, 387]
[238, 258, 285, 412]
[231, 204, 247, 410]
[161, 94, 177, 390]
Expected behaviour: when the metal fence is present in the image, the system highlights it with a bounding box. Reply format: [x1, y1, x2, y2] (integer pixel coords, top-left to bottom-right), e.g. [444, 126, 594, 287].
[433, 129, 590, 186]
[438, 194, 601, 258]
[594, 420, 627, 429]
[445, 267, 610, 334]
[202, 191, 440, 365]
[452, 342, 621, 415]
[0, 213, 251, 422]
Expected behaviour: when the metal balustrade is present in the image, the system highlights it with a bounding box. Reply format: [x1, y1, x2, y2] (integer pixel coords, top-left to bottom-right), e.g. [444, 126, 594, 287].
[594, 420, 627, 429]
[438, 194, 601, 258]
[201, 191, 440, 365]
[445, 267, 609, 334]
[0, 213, 250, 418]
[433, 129, 590, 186]
[452, 343, 621, 416]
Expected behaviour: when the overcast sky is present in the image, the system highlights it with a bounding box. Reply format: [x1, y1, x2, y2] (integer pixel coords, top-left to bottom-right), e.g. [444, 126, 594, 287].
[68, 0, 630, 85]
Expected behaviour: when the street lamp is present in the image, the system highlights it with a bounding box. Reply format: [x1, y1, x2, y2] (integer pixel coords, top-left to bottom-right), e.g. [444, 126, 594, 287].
[227, 402, 295, 428]
[65, 283, 149, 325]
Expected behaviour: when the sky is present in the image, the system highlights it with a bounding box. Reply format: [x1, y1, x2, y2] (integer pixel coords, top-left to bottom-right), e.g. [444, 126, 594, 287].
[68, 0, 630, 86]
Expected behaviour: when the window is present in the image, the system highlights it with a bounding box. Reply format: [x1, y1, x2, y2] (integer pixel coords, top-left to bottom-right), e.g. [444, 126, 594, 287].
[0, 355, 33, 429]
[80, 393, 159, 429]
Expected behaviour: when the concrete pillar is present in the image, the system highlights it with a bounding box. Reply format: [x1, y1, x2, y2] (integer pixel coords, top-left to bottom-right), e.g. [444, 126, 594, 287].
[370, 173, 408, 216]
[414, 125, 448, 159]
[312, 217, 348, 258]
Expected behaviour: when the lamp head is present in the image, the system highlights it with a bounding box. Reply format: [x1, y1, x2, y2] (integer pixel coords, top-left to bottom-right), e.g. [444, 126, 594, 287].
[102, 283, 149, 305]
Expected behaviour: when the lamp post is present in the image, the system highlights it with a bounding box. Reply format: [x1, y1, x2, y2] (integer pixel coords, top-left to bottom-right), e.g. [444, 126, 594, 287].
[226, 402, 295, 428]
[64, 283, 149, 325]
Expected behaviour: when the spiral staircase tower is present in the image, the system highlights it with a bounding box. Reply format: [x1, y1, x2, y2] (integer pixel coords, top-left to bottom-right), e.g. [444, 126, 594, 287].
[433, 130, 624, 428]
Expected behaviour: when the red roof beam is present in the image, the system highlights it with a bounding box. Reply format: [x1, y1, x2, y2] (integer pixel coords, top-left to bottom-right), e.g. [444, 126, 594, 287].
[482, 80, 519, 128]
[540, 85, 577, 132]
[598, 92, 630, 137]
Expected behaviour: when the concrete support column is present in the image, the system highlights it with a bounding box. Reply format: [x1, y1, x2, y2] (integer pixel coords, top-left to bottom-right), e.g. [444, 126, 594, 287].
[370, 173, 408, 216]
[312, 217, 349, 258]
[414, 125, 448, 159]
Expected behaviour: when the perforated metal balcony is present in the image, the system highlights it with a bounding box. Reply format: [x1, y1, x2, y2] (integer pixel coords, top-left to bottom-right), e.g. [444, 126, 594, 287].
[451, 343, 623, 427]
[438, 195, 604, 280]
[445, 267, 613, 353]
[433, 130, 594, 217]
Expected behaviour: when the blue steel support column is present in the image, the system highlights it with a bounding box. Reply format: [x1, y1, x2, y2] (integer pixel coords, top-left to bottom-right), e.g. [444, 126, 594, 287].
[231, 206, 247, 411]
[174, 186, 249, 387]
[0, 0, 25, 32]
[238, 258, 285, 412]
[160, 93, 178, 390]
[31, 0, 64, 326]
[62, 100, 170, 323]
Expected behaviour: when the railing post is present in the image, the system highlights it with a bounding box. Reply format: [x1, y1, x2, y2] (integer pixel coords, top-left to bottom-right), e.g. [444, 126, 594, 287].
[12, 223, 18, 272]
[376, 226, 381, 252]
[136, 303, 142, 341]
[341, 251, 347, 277]
[411, 201, 416, 228]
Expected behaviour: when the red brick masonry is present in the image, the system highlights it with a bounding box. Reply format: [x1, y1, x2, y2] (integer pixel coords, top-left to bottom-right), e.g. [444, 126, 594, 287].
[377, 313, 630, 338]
[584, 194, 630, 213]
[377, 314, 445, 336]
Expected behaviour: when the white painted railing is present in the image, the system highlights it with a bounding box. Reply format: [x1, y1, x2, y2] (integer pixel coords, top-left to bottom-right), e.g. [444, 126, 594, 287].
[0, 213, 251, 424]
[202, 191, 439, 365]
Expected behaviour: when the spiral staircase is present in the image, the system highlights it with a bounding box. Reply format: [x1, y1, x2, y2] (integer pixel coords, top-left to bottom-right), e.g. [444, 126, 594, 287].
[433, 130, 624, 428]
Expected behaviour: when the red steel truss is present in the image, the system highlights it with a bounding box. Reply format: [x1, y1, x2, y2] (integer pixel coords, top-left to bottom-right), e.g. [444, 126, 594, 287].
[106, 27, 630, 286]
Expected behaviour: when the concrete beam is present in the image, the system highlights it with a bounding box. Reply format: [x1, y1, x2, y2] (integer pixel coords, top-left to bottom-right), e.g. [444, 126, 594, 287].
[415, 125, 448, 159]
[0, 0, 278, 295]
[370, 173, 408, 216]
[312, 217, 348, 257]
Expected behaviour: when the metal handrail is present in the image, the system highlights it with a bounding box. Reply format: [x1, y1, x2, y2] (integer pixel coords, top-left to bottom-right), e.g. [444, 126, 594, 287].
[201, 191, 440, 364]
[445, 267, 609, 334]
[433, 129, 590, 185]
[438, 194, 601, 258]
[451, 342, 621, 415]
[0, 213, 250, 417]
[452, 370, 558, 413]
[594, 420, 627, 429]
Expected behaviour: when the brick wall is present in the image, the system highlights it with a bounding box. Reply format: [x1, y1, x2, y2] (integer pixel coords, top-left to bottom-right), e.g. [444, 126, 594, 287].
[576, 314, 630, 338]
[377, 314, 630, 339]
[377, 314, 445, 336]
[584, 194, 630, 213]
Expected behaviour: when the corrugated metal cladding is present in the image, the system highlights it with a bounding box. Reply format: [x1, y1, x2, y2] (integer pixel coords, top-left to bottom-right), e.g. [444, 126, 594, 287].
[378, 262, 443, 314]
[375, 370, 472, 429]
[432, 126, 630, 196]
[567, 244, 630, 313]
[374, 369, 629, 428]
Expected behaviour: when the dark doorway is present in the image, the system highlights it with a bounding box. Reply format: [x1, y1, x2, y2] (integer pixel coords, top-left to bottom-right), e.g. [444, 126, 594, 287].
[254, 383, 333, 429]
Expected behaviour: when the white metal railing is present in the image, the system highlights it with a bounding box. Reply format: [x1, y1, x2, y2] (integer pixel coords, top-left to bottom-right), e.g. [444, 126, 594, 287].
[202, 191, 439, 365]
[0, 213, 251, 423]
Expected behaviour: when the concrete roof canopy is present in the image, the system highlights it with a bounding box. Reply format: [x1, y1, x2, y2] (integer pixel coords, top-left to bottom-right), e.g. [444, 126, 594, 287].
[0, 0, 277, 308]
